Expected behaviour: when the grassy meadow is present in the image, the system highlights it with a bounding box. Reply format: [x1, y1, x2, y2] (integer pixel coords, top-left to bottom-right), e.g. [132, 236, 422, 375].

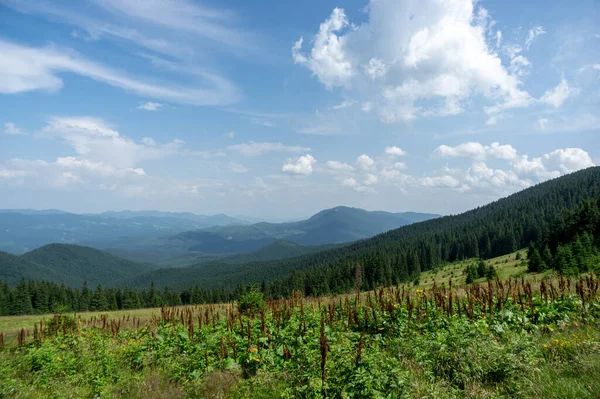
[0, 253, 599, 398]
[0, 251, 558, 347]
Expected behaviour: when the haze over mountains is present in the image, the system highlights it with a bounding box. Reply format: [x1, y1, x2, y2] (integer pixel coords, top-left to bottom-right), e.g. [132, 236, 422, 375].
[1, 168, 598, 292]
[0, 206, 438, 264]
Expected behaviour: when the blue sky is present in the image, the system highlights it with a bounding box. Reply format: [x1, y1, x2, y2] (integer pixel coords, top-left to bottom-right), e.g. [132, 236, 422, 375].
[0, 0, 599, 220]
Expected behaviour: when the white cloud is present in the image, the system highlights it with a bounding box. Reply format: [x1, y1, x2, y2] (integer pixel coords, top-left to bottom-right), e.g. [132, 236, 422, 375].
[512, 148, 594, 181]
[293, 1, 534, 122]
[433, 142, 517, 160]
[141, 137, 156, 146]
[541, 148, 595, 174]
[394, 161, 407, 170]
[525, 26, 546, 50]
[0, 168, 26, 178]
[363, 173, 378, 185]
[281, 154, 316, 176]
[0, 39, 240, 106]
[40, 116, 183, 169]
[137, 102, 165, 111]
[3, 122, 26, 135]
[292, 8, 354, 89]
[325, 160, 354, 173]
[364, 58, 387, 80]
[330, 100, 354, 110]
[509, 55, 531, 77]
[356, 154, 376, 171]
[223, 131, 235, 138]
[464, 162, 525, 189]
[538, 117, 549, 130]
[384, 146, 407, 157]
[91, 0, 253, 48]
[341, 176, 375, 193]
[487, 142, 518, 160]
[539, 78, 580, 108]
[419, 175, 460, 188]
[228, 142, 311, 157]
[433, 142, 486, 160]
[496, 30, 502, 48]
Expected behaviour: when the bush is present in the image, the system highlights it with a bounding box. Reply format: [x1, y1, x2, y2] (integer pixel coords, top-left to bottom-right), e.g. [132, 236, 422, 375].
[238, 287, 265, 315]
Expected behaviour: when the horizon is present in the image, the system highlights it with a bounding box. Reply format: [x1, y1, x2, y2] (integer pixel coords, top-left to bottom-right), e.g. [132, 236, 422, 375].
[1, 0, 599, 220]
[0, 203, 442, 223]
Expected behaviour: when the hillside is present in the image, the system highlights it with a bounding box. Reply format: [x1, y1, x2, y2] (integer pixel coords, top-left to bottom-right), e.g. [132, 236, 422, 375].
[217, 240, 347, 264]
[166, 207, 439, 253]
[0, 251, 65, 285]
[15, 244, 157, 287]
[122, 167, 600, 292]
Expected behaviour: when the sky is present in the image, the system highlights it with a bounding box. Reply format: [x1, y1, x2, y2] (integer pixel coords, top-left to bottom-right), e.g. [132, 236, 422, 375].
[0, 0, 599, 220]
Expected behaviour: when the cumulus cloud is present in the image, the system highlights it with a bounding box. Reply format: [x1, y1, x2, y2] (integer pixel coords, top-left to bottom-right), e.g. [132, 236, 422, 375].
[325, 160, 354, 173]
[363, 173, 378, 185]
[3, 122, 26, 135]
[356, 154, 376, 171]
[539, 78, 580, 108]
[384, 146, 407, 157]
[137, 102, 165, 111]
[40, 116, 183, 169]
[419, 175, 460, 188]
[292, 8, 354, 89]
[433, 142, 517, 161]
[223, 131, 235, 138]
[281, 154, 316, 176]
[341, 176, 375, 193]
[228, 142, 311, 157]
[292, 0, 534, 122]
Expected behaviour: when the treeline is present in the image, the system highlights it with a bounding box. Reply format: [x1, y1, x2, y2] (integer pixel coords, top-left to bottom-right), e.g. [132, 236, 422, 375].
[2, 168, 600, 315]
[0, 279, 243, 316]
[250, 168, 600, 297]
[528, 198, 600, 275]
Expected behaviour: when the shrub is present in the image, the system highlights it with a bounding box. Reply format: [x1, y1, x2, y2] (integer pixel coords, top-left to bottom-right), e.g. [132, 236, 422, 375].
[238, 287, 265, 315]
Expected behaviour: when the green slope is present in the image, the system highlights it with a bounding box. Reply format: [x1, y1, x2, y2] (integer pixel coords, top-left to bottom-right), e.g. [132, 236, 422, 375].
[0, 251, 64, 285]
[121, 167, 600, 291]
[216, 240, 348, 264]
[18, 244, 157, 287]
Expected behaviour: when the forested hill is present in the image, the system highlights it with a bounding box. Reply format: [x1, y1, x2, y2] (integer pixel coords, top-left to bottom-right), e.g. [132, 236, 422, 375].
[123, 167, 600, 293]
[0, 251, 65, 286]
[14, 244, 157, 287]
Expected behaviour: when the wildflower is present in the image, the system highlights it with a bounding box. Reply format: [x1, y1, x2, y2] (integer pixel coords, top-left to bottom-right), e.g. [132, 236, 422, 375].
[377, 327, 384, 331]
[249, 347, 258, 353]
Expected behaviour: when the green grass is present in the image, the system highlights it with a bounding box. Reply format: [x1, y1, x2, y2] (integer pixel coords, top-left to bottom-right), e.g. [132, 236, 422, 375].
[416, 250, 553, 290]
[1, 274, 599, 398]
[0, 251, 557, 345]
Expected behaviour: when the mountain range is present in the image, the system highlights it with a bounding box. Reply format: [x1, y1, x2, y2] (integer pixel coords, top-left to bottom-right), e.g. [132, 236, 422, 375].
[0, 207, 439, 266]
[1, 167, 598, 292]
[0, 210, 247, 254]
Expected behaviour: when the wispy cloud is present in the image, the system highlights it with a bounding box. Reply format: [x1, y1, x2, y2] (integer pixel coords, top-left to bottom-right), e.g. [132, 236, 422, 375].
[228, 142, 311, 157]
[91, 0, 254, 48]
[3, 122, 26, 136]
[137, 102, 165, 111]
[0, 39, 240, 105]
